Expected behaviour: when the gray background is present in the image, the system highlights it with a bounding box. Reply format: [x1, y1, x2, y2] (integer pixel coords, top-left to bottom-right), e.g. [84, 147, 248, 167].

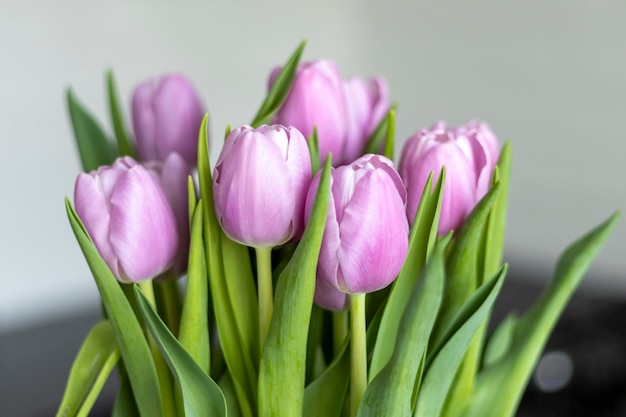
[0, 0, 624, 332]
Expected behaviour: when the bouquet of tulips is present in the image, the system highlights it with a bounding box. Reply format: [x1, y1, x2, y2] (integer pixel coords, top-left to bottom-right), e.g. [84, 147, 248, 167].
[57, 42, 619, 417]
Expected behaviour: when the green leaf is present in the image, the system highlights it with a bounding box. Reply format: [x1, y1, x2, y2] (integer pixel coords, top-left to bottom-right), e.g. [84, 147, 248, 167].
[383, 110, 395, 160]
[363, 103, 397, 155]
[482, 313, 518, 368]
[433, 182, 501, 347]
[107, 69, 136, 158]
[179, 200, 210, 374]
[357, 240, 445, 417]
[135, 287, 227, 417]
[483, 142, 511, 280]
[197, 115, 256, 416]
[251, 41, 306, 127]
[56, 321, 119, 417]
[414, 266, 507, 417]
[308, 127, 320, 175]
[258, 156, 332, 417]
[464, 212, 620, 417]
[65, 199, 164, 417]
[303, 339, 350, 417]
[112, 372, 139, 417]
[67, 88, 117, 172]
[369, 169, 444, 381]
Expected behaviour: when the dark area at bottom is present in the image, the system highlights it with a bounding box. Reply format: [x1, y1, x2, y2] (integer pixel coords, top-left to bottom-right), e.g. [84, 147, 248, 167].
[2, 274, 626, 416]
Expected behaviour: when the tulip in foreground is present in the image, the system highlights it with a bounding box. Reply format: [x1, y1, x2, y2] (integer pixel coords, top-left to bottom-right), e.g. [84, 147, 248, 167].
[74, 157, 179, 283]
[399, 121, 499, 236]
[213, 124, 312, 248]
[132, 74, 205, 166]
[213, 124, 312, 349]
[304, 153, 409, 309]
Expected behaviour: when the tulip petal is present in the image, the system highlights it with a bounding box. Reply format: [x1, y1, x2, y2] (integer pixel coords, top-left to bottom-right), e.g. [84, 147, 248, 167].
[313, 279, 349, 311]
[336, 170, 409, 294]
[109, 166, 178, 282]
[74, 173, 119, 278]
[132, 82, 157, 161]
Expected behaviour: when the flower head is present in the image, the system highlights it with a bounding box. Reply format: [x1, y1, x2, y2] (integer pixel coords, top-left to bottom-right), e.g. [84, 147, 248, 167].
[305, 154, 409, 309]
[74, 157, 179, 282]
[213, 124, 312, 248]
[399, 121, 499, 235]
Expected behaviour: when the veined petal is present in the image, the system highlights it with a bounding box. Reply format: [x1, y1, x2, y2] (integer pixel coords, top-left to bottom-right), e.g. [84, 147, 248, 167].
[109, 166, 178, 282]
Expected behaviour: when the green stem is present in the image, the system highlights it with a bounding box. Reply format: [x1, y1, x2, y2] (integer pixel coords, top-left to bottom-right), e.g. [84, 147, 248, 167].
[76, 349, 120, 417]
[350, 293, 367, 417]
[256, 246, 273, 352]
[333, 309, 349, 357]
[139, 280, 177, 417]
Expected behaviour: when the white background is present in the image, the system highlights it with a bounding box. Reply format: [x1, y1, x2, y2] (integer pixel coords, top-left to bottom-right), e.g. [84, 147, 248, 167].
[0, 0, 624, 331]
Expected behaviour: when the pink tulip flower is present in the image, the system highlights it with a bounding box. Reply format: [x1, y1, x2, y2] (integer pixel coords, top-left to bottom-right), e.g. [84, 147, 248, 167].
[74, 157, 179, 283]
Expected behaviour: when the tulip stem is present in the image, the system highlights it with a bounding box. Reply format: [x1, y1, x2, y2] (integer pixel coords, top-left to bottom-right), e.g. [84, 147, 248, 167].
[138, 280, 178, 417]
[350, 293, 367, 417]
[256, 247, 273, 353]
[333, 309, 349, 357]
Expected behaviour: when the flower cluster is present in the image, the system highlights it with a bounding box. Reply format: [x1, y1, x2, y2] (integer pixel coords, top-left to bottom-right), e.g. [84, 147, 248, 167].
[60, 42, 618, 417]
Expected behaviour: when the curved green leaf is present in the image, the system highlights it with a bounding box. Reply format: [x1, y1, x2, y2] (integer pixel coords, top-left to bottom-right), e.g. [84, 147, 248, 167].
[357, 241, 445, 417]
[136, 287, 227, 417]
[258, 156, 332, 417]
[67, 89, 117, 172]
[414, 266, 506, 417]
[369, 169, 444, 381]
[106, 69, 136, 158]
[65, 199, 164, 417]
[179, 200, 210, 374]
[251, 41, 306, 127]
[197, 115, 256, 416]
[464, 212, 620, 417]
[112, 372, 139, 417]
[363, 103, 397, 155]
[56, 321, 119, 417]
[482, 313, 517, 368]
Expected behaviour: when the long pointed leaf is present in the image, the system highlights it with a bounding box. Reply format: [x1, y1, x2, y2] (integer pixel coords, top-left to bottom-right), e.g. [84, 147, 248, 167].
[56, 321, 119, 417]
[179, 200, 210, 374]
[369, 169, 444, 381]
[136, 287, 227, 417]
[251, 41, 306, 127]
[197, 115, 256, 416]
[67, 89, 117, 171]
[464, 212, 620, 417]
[65, 199, 163, 417]
[357, 241, 446, 417]
[258, 156, 332, 417]
[414, 266, 506, 417]
[107, 69, 136, 157]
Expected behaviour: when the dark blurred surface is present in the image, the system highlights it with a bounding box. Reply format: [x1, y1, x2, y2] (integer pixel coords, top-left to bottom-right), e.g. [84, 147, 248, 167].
[2, 271, 626, 416]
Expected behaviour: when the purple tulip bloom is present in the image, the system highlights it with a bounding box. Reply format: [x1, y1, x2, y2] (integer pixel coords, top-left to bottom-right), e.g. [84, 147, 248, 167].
[132, 74, 205, 166]
[305, 154, 409, 310]
[270, 60, 389, 165]
[399, 121, 500, 236]
[74, 157, 179, 283]
[213, 125, 312, 248]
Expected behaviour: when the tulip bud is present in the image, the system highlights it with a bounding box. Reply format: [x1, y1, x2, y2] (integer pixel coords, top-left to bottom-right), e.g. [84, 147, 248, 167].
[270, 60, 389, 165]
[399, 121, 500, 236]
[74, 157, 179, 283]
[305, 154, 409, 309]
[132, 74, 205, 166]
[212, 125, 312, 248]
[143, 152, 192, 274]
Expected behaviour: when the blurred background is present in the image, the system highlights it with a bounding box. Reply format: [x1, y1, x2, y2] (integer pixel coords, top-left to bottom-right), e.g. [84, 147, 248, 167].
[0, 0, 624, 415]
